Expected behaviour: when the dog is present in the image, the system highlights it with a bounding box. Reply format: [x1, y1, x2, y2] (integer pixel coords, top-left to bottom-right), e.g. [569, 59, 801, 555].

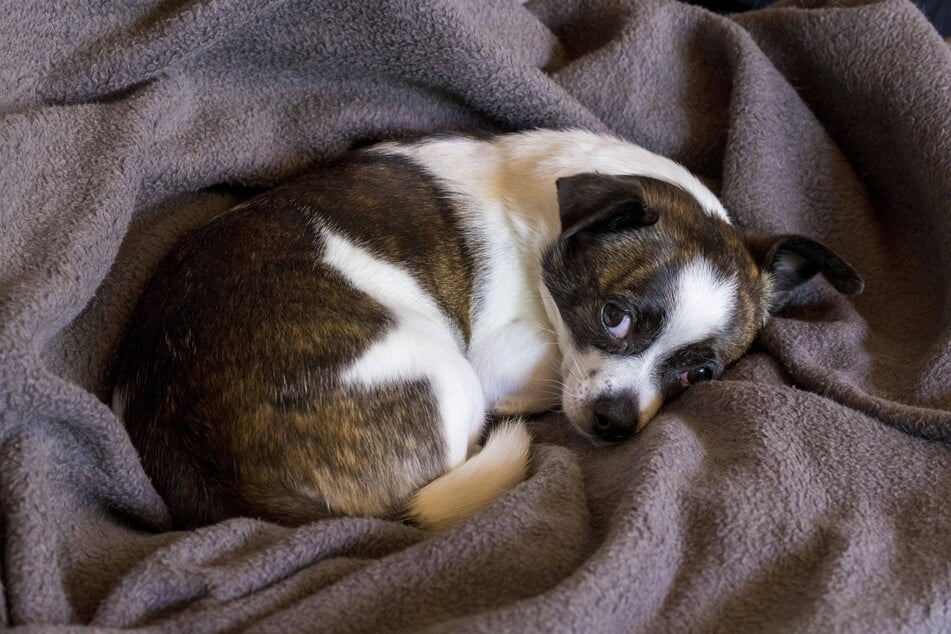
[111, 129, 863, 530]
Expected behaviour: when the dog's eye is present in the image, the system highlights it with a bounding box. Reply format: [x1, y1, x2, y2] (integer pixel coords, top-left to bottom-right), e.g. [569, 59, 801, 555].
[679, 366, 715, 387]
[601, 302, 632, 339]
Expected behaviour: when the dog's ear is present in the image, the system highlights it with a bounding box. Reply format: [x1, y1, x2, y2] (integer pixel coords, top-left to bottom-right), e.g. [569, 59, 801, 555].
[556, 173, 659, 240]
[744, 233, 864, 313]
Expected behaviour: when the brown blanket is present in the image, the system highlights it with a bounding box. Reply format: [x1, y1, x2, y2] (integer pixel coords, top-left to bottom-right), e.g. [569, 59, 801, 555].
[2, 0, 950, 631]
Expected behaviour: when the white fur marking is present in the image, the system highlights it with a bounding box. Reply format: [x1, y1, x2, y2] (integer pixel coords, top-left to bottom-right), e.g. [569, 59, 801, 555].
[321, 228, 484, 467]
[320, 228, 460, 347]
[660, 259, 737, 353]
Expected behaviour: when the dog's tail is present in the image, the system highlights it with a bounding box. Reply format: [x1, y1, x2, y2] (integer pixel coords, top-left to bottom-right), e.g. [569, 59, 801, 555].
[406, 419, 531, 531]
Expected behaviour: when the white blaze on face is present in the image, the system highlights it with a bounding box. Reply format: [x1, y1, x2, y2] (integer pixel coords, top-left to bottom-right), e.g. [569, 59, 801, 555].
[559, 258, 738, 436]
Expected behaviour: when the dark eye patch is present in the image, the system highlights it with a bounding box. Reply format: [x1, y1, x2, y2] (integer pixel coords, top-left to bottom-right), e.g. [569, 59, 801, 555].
[591, 299, 664, 355]
[658, 342, 722, 391]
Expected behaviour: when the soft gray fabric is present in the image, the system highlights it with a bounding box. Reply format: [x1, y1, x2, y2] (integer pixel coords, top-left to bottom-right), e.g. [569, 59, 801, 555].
[1, 0, 949, 631]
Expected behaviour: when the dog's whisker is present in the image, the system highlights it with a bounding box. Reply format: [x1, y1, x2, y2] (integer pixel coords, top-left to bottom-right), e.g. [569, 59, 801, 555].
[533, 378, 568, 392]
[569, 356, 585, 383]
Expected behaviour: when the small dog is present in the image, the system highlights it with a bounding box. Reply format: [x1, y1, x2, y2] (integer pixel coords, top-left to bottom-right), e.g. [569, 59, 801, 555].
[112, 129, 862, 530]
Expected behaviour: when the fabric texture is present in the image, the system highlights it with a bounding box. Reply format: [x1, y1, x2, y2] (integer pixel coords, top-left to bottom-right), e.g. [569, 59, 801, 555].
[1, 0, 949, 631]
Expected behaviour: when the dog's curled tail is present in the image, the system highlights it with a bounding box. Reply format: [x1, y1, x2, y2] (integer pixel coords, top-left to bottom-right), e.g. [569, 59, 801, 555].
[407, 420, 531, 531]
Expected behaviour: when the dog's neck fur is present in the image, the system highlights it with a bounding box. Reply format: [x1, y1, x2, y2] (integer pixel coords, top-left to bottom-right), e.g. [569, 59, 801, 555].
[377, 129, 728, 262]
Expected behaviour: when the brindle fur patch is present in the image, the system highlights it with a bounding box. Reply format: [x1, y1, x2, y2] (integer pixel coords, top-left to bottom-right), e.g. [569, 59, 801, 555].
[284, 153, 479, 343]
[113, 152, 479, 528]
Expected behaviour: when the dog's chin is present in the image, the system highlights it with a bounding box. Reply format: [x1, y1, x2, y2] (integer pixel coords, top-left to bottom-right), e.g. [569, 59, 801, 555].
[566, 419, 635, 447]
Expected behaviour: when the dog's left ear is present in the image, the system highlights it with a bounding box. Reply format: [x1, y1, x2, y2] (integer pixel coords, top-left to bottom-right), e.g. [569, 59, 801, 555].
[555, 173, 659, 240]
[744, 233, 864, 313]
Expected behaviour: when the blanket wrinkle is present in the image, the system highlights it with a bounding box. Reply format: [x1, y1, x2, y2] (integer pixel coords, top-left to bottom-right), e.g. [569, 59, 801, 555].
[1, 0, 950, 631]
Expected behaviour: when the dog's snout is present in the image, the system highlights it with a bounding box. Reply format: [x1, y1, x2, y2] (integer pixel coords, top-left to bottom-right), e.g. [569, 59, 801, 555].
[592, 395, 639, 442]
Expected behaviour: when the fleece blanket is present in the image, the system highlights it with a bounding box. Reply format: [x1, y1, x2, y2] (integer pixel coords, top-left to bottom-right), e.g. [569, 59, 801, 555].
[2, 0, 950, 631]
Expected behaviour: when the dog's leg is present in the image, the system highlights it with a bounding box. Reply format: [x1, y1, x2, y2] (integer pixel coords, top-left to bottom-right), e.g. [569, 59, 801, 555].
[491, 354, 562, 416]
[470, 320, 562, 416]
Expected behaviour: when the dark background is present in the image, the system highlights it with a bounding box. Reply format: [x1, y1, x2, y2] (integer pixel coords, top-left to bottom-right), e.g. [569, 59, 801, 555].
[687, 0, 951, 36]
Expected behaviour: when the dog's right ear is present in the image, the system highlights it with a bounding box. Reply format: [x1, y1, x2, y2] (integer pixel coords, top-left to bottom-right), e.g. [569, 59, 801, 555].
[556, 173, 659, 240]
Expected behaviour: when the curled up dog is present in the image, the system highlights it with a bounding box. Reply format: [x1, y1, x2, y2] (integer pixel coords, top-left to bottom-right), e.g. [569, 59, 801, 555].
[112, 129, 863, 530]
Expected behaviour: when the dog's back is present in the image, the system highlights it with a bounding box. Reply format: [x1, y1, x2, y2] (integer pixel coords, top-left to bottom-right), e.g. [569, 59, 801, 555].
[113, 150, 528, 528]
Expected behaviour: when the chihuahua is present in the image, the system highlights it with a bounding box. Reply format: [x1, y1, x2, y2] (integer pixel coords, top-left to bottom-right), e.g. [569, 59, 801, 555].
[112, 129, 862, 530]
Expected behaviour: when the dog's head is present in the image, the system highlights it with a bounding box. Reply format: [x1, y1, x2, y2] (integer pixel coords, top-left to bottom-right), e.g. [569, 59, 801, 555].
[541, 173, 863, 443]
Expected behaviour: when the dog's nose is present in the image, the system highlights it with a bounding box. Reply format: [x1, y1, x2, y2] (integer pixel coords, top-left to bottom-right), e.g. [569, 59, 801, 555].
[592, 395, 639, 442]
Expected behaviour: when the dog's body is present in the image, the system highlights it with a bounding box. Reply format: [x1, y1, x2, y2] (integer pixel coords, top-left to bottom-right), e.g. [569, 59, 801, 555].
[113, 130, 862, 529]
